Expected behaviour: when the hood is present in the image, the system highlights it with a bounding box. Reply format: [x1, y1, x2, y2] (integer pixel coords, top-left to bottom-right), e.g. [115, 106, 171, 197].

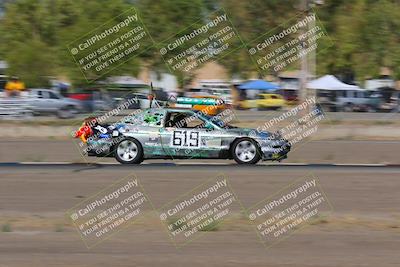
[226, 127, 273, 139]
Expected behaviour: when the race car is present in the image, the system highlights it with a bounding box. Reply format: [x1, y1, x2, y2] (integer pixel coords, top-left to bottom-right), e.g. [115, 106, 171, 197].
[77, 107, 290, 164]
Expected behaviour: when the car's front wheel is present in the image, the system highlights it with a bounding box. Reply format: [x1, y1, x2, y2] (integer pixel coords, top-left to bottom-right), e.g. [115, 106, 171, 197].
[115, 138, 143, 164]
[343, 103, 354, 112]
[57, 106, 78, 119]
[232, 138, 261, 164]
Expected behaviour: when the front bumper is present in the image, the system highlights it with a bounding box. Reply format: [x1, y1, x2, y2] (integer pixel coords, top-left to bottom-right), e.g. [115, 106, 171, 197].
[258, 139, 291, 161]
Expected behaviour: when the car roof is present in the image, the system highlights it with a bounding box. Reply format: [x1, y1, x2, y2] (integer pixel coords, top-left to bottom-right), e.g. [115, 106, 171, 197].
[31, 88, 54, 92]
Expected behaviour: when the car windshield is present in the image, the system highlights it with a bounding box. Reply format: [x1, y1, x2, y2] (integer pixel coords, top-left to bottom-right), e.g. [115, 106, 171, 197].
[195, 110, 235, 129]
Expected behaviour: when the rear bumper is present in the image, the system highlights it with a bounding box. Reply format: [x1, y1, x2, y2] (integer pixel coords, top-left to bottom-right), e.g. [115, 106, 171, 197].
[86, 139, 114, 156]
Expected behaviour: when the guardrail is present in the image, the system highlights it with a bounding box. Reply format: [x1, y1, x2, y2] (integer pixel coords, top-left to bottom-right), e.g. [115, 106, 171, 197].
[0, 97, 33, 119]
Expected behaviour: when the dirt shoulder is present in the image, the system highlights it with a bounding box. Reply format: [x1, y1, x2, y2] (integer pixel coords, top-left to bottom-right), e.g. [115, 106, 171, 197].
[0, 168, 399, 267]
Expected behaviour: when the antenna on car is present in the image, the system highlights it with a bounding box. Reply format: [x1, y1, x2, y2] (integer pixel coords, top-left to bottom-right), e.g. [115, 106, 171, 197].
[148, 82, 154, 108]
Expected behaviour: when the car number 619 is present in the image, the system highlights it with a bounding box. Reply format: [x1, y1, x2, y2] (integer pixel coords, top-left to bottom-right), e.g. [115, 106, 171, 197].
[172, 130, 200, 148]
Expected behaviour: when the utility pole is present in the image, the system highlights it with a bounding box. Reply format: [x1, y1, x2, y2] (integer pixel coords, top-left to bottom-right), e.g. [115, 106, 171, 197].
[299, 0, 321, 114]
[299, 0, 310, 115]
[308, 1, 317, 109]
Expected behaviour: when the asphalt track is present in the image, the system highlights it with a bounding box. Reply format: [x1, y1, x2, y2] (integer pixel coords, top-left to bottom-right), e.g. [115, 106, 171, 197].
[1, 139, 399, 267]
[3, 139, 400, 165]
[0, 164, 399, 267]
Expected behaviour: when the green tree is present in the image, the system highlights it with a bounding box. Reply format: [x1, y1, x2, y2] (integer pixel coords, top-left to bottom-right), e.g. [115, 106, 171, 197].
[0, 0, 142, 87]
[1, 0, 399, 87]
[137, 0, 207, 88]
[317, 0, 400, 81]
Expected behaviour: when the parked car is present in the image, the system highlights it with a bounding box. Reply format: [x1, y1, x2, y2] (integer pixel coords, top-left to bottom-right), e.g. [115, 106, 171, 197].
[29, 89, 83, 118]
[256, 93, 286, 110]
[238, 93, 286, 110]
[68, 90, 115, 112]
[372, 89, 400, 112]
[317, 90, 379, 112]
[129, 93, 150, 109]
[336, 90, 374, 111]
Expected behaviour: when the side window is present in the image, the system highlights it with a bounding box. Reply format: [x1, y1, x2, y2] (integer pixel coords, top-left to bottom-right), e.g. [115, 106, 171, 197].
[42, 91, 50, 99]
[258, 95, 267, 99]
[170, 113, 193, 128]
[346, 91, 354, 98]
[271, 95, 278, 99]
[166, 112, 209, 129]
[49, 92, 59, 99]
[37, 91, 43, 98]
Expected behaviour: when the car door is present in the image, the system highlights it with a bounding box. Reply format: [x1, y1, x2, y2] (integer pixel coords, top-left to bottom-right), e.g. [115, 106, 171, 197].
[35, 90, 50, 112]
[47, 91, 62, 111]
[263, 95, 273, 107]
[160, 110, 222, 159]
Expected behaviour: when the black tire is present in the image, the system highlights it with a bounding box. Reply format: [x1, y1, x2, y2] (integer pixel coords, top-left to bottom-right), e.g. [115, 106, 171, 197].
[57, 106, 77, 119]
[231, 138, 261, 165]
[114, 138, 144, 164]
[343, 103, 354, 112]
[366, 105, 376, 112]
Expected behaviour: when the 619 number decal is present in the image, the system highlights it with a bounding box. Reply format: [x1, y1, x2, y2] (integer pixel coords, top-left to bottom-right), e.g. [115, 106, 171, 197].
[171, 130, 200, 148]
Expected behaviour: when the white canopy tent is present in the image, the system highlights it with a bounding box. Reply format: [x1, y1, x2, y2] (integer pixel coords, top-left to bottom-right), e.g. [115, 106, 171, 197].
[307, 75, 362, 91]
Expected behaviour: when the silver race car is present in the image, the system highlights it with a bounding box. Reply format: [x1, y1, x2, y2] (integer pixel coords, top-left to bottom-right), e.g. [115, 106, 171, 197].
[83, 107, 290, 164]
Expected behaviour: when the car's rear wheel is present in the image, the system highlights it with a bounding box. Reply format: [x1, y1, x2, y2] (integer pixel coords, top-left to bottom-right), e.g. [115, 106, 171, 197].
[232, 138, 261, 164]
[115, 138, 143, 164]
